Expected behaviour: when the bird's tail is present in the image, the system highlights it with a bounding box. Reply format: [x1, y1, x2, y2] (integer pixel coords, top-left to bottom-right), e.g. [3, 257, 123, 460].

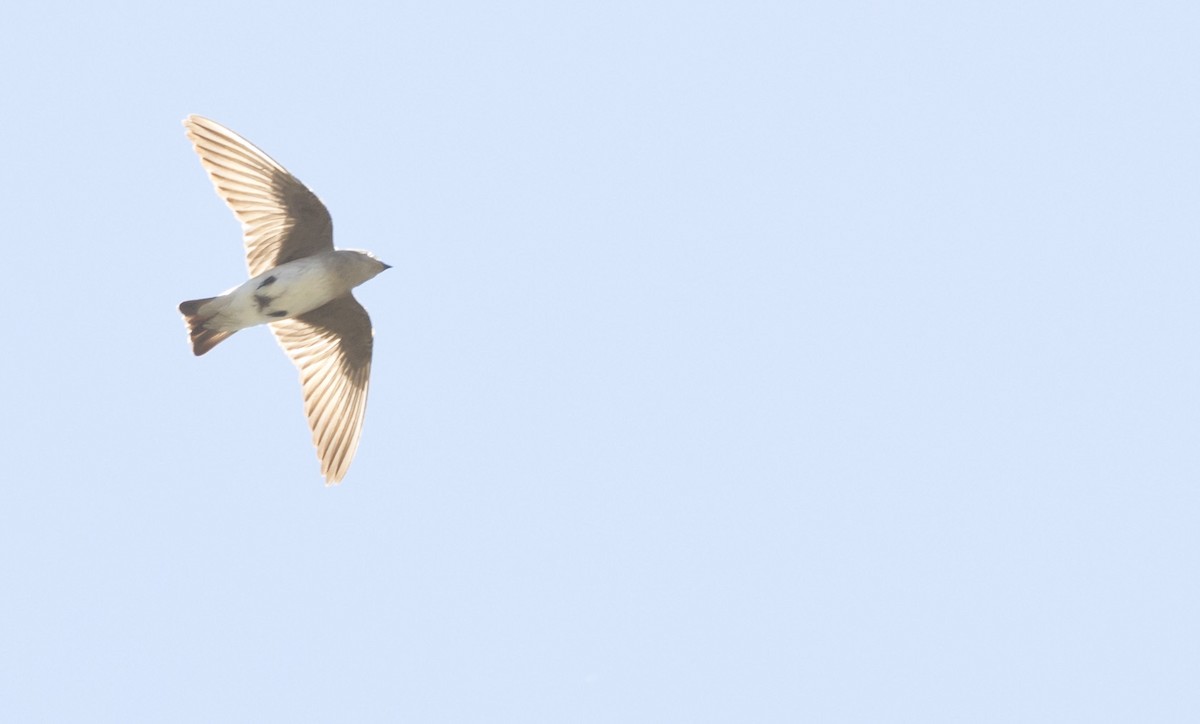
[179, 297, 235, 356]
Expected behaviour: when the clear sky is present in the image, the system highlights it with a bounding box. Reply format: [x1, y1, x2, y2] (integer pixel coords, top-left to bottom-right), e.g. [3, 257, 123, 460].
[2, 1, 1198, 721]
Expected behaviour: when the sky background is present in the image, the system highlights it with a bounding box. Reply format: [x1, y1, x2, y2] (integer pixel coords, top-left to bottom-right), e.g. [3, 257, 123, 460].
[1, 1, 1198, 721]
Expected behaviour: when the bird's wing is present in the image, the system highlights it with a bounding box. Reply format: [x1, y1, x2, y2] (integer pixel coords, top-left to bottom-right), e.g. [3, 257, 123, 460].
[183, 115, 334, 277]
[270, 295, 373, 484]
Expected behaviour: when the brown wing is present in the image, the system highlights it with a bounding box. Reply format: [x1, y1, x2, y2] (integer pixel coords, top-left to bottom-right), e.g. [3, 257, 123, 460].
[270, 295, 374, 484]
[183, 115, 334, 276]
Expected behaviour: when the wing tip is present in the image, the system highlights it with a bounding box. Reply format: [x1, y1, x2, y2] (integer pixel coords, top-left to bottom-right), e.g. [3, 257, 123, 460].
[182, 113, 208, 130]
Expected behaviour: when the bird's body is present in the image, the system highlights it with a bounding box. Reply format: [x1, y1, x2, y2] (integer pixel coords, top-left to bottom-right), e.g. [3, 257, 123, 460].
[178, 115, 390, 484]
[189, 251, 383, 333]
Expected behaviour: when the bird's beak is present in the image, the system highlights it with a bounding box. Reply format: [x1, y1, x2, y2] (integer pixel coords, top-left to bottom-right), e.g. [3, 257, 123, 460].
[381, 263, 392, 270]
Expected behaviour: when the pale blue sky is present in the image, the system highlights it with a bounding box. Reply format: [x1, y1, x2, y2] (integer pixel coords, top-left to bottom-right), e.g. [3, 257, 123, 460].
[2, 1, 1198, 721]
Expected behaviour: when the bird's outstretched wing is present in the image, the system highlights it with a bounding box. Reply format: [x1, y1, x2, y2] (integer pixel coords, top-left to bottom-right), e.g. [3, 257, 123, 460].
[183, 115, 333, 276]
[270, 295, 374, 484]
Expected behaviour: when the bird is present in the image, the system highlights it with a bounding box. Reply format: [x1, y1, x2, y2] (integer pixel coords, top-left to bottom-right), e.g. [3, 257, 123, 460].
[178, 115, 391, 485]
